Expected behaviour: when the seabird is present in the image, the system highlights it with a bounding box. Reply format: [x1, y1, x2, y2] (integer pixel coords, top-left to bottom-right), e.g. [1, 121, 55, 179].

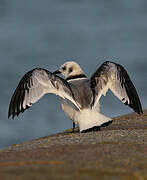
[8, 61, 143, 132]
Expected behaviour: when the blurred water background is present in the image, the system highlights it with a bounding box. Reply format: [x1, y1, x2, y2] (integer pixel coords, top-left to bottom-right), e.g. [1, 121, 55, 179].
[0, 0, 147, 149]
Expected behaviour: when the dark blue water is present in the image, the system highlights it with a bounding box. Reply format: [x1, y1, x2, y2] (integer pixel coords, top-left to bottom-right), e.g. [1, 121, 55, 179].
[0, 0, 147, 149]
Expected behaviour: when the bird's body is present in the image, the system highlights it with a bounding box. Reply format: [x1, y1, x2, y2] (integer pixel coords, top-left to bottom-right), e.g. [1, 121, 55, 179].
[67, 78, 93, 109]
[8, 61, 143, 132]
[60, 78, 105, 132]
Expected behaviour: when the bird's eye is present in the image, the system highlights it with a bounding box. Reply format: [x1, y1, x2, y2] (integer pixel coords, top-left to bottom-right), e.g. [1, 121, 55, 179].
[62, 66, 66, 71]
[69, 67, 73, 73]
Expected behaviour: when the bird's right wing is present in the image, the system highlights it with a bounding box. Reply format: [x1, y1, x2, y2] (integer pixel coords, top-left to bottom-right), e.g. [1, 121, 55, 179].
[90, 61, 143, 114]
[8, 68, 80, 118]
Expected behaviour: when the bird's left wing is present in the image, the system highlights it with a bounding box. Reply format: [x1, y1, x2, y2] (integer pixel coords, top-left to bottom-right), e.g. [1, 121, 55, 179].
[8, 68, 79, 118]
[90, 61, 143, 114]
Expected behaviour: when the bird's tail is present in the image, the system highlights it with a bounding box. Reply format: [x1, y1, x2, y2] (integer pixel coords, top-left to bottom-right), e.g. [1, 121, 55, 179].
[74, 109, 111, 132]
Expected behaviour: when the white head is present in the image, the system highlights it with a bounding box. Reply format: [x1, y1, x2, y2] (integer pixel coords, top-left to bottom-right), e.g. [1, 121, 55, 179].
[53, 61, 85, 79]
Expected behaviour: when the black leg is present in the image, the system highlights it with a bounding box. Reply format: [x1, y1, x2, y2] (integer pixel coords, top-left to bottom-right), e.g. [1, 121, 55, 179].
[72, 122, 75, 133]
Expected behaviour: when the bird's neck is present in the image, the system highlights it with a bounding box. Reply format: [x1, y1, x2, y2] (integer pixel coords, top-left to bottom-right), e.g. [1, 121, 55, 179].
[66, 74, 87, 81]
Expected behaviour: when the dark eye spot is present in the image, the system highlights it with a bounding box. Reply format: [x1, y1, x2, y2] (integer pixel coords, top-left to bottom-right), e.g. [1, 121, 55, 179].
[62, 66, 66, 71]
[69, 67, 73, 73]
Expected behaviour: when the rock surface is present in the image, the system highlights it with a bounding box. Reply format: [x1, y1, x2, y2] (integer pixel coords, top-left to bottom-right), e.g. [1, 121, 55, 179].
[0, 110, 147, 180]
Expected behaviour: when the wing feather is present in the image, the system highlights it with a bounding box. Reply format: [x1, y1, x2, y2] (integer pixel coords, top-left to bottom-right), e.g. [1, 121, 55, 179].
[90, 61, 143, 114]
[8, 68, 79, 118]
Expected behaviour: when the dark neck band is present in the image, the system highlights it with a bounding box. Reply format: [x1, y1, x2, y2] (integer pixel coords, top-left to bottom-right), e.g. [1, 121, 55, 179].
[66, 74, 87, 81]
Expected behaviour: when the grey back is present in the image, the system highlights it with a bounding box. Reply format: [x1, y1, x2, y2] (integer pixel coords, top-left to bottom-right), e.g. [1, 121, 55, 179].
[68, 79, 93, 109]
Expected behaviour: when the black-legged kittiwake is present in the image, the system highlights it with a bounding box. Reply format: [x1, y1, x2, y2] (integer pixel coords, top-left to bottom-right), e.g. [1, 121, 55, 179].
[8, 61, 143, 132]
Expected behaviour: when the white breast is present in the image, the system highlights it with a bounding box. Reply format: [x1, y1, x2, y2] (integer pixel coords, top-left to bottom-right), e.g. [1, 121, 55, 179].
[61, 99, 79, 122]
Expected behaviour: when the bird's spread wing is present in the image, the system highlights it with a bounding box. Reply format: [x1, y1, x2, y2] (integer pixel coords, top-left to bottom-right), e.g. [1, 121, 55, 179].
[90, 61, 143, 114]
[8, 68, 79, 118]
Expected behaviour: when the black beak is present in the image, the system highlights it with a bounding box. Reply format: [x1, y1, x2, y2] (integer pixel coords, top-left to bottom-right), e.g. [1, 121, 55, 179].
[53, 70, 61, 74]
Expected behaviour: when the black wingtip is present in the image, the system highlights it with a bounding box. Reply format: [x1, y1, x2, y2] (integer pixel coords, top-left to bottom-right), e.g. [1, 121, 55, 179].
[137, 108, 143, 115]
[8, 109, 10, 119]
[8, 98, 16, 119]
[117, 64, 143, 117]
[8, 106, 12, 119]
[8, 113, 12, 119]
[8, 113, 15, 119]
